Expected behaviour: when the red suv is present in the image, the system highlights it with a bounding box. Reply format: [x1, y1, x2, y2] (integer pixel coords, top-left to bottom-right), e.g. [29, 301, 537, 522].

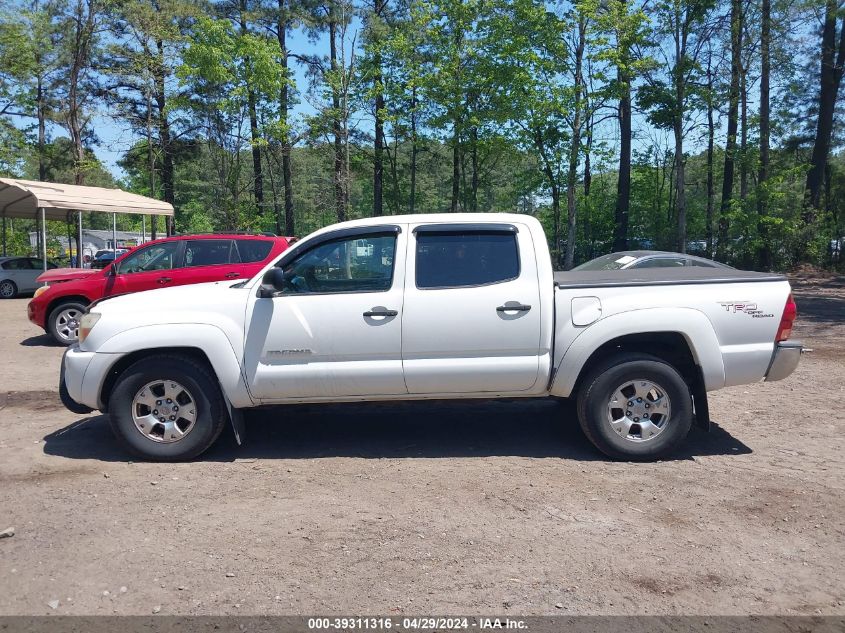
[28, 234, 291, 345]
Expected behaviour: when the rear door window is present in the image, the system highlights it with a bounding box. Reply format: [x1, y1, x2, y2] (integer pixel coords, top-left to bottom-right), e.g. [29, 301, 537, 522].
[234, 239, 273, 263]
[415, 230, 520, 289]
[184, 240, 233, 267]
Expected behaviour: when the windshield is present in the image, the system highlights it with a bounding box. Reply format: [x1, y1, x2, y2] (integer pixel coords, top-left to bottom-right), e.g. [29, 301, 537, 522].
[573, 253, 639, 271]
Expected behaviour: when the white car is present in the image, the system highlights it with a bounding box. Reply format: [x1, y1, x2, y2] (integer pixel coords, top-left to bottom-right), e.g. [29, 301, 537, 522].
[0, 256, 57, 299]
[60, 214, 803, 461]
[574, 250, 730, 270]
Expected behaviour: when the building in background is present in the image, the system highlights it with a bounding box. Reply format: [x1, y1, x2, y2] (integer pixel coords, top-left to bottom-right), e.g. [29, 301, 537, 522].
[28, 229, 149, 261]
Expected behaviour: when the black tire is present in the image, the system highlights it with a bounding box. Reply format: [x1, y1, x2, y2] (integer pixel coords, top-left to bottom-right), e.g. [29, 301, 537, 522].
[47, 301, 87, 345]
[108, 354, 228, 461]
[0, 280, 17, 299]
[576, 353, 693, 461]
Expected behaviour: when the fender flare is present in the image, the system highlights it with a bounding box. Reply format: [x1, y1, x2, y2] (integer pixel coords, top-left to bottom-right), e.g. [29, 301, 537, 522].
[97, 323, 253, 409]
[549, 307, 725, 398]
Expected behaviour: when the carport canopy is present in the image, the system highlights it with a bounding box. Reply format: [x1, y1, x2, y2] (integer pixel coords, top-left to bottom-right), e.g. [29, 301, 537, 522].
[0, 178, 174, 270]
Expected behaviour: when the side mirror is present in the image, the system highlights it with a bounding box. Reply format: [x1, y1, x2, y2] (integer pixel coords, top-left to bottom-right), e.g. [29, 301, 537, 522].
[257, 268, 288, 298]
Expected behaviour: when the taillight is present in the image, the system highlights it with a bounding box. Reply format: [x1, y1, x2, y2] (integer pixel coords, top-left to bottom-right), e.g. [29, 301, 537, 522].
[776, 293, 797, 342]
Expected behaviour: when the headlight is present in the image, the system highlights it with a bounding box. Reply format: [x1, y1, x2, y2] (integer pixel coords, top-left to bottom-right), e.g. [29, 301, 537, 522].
[79, 312, 101, 344]
[33, 285, 49, 299]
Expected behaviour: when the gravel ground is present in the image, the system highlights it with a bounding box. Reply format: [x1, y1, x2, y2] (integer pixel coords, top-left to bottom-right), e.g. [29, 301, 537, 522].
[0, 274, 843, 616]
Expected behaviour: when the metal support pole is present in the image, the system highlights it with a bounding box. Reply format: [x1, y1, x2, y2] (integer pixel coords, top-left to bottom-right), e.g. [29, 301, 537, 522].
[66, 212, 73, 267]
[142, 215, 146, 244]
[78, 211, 83, 268]
[1, 215, 6, 257]
[112, 213, 117, 258]
[40, 206, 47, 272]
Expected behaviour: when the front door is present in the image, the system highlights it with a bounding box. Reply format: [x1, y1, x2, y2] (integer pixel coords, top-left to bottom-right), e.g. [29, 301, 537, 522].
[401, 222, 543, 394]
[105, 241, 182, 296]
[244, 226, 407, 401]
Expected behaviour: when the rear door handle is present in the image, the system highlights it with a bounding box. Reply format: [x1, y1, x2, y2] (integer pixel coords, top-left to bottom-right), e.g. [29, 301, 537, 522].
[157, 277, 173, 284]
[363, 309, 398, 317]
[225, 272, 241, 279]
[497, 304, 531, 312]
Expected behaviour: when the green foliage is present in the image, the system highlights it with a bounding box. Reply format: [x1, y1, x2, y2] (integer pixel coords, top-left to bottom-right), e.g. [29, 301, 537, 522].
[0, 0, 842, 273]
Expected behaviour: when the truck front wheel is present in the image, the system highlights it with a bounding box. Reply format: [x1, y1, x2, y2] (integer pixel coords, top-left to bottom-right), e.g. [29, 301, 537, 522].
[108, 354, 228, 461]
[576, 353, 692, 460]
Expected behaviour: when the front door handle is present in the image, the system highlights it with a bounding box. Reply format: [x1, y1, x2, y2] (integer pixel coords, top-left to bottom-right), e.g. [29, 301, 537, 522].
[497, 304, 531, 312]
[157, 276, 173, 284]
[225, 272, 241, 279]
[363, 309, 398, 317]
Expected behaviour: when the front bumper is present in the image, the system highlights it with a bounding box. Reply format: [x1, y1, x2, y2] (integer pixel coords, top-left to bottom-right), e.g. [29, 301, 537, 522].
[60, 348, 94, 414]
[60, 346, 109, 412]
[27, 299, 45, 327]
[764, 341, 803, 382]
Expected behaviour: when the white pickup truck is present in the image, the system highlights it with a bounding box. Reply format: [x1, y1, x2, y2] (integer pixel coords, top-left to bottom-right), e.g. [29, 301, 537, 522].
[59, 214, 803, 461]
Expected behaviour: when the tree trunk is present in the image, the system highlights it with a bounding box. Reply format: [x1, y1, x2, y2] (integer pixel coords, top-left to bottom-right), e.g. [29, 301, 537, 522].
[470, 127, 479, 212]
[146, 89, 157, 244]
[757, 0, 772, 270]
[534, 127, 560, 266]
[329, 17, 345, 222]
[673, 120, 686, 253]
[718, 0, 742, 260]
[451, 127, 460, 213]
[277, 0, 295, 235]
[37, 75, 46, 181]
[246, 88, 264, 213]
[409, 86, 417, 214]
[583, 113, 593, 260]
[388, 138, 399, 214]
[373, 57, 384, 216]
[803, 0, 845, 221]
[372, 0, 387, 217]
[154, 52, 174, 236]
[612, 0, 631, 252]
[239, 3, 264, 222]
[706, 61, 715, 257]
[564, 15, 586, 270]
[739, 74, 748, 203]
[67, 0, 96, 186]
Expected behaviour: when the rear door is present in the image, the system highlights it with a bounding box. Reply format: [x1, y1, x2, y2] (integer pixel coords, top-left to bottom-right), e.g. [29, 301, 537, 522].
[232, 238, 276, 279]
[401, 222, 543, 394]
[181, 239, 238, 285]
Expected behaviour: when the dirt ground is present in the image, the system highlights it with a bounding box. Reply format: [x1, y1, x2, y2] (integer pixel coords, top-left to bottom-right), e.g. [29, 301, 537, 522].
[0, 275, 843, 616]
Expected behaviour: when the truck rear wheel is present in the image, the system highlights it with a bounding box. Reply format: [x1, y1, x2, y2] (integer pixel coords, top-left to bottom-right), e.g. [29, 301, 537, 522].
[576, 353, 692, 460]
[108, 354, 228, 461]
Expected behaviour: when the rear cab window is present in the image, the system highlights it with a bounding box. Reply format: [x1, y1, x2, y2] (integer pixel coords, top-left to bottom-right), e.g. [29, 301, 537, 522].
[415, 225, 520, 289]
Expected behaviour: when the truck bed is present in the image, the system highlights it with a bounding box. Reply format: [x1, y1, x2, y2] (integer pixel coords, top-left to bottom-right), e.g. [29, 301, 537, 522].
[553, 267, 786, 289]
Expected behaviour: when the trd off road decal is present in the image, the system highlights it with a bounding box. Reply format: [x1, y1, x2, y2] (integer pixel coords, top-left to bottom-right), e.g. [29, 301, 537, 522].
[718, 302, 775, 318]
